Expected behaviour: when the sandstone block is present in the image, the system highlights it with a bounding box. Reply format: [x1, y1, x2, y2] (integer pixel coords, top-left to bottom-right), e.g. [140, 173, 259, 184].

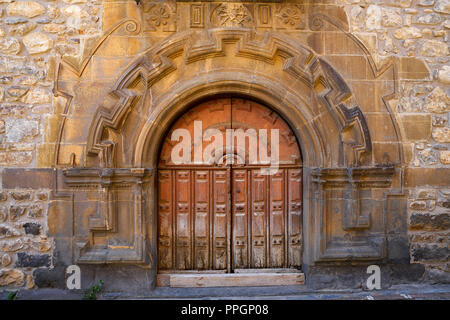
[63, 0, 87, 3]
[0, 225, 21, 238]
[432, 127, 450, 143]
[0, 269, 25, 286]
[6, 1, 46, 18]
[394, 27, 422, 39]
[434, 0, 450, 13]
[6, 86, 28, 99]
[42, 23, 66, 33]
[23, 222, 41, 235]
[437, 65, 450, 84]
[16, 252, 50, 268]
[418, 0, 435, 6]
[5, 119, 39, 143]
[382, 0, 412, 8]
[23, 87, 51, 104]
[5, 17, 28, 25]
[432, 114, 448, 126]
[417, 189, 437, 200]
[28, 205, 43, 218]
[440, 150, 450, 164]
[412, 244, 449, 262]
[366, 5, 382, 31]
[10, 192, 32, 201]
[23, 32, 53, 54]
[409, 200, 427, 210]
[425, 87, 450, 113]
[414, 13, 442, 25]
[0, 208, 6, 222]
[417, 148, 438, 165]
[0, 37, 21, 55]
[381, 8, 402, 27]
[8, 22, 37, 36]
[419, 39, 449, 57]
[62, 5, 89, 31]
[9, 206, 27, 221]
[1, 254, 12, 267]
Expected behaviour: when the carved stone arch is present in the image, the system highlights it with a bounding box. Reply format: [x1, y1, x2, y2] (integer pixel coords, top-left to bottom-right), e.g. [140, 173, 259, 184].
[55, 28, 401, 271]
[80, 29, 384, 170]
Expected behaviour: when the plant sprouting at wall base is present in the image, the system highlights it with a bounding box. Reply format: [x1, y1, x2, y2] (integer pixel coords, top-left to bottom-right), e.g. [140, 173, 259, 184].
[83, 280, 104, 300]
[7, 291, 17, 300]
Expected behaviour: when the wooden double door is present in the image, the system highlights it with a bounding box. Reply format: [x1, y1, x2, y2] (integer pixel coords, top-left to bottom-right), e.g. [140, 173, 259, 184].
[157, 98, 302, 272]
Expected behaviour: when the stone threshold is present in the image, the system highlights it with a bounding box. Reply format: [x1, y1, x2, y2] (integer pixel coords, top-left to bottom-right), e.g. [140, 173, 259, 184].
[157, 272, 305, 288]
[1, 284, 449, 300]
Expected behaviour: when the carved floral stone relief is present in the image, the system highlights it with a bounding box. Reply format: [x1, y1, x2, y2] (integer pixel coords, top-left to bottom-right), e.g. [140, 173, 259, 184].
[275, 4, 305, 29]
[211, 3, 254, 27]
[143, 2, 177, 32]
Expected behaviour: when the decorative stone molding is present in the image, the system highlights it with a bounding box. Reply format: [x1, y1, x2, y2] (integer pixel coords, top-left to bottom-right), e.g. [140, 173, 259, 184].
[85, 29, 373, 168]
[143, 2, 176, 32]
[52, 11, 401, 267]
[63, 168, 152, 264]
[311, 167, 395, 262]
[211, 3, 253, 27]
[275, 4, 305, 29]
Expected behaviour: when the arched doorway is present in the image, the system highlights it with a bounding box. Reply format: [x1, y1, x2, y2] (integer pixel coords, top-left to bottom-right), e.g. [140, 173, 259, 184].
[157, 97, 303, 273]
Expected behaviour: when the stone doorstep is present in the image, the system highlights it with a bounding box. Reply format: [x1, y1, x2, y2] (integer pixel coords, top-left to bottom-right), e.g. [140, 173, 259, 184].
[2, 284, 449, 300]
[157, 272, 305, 288]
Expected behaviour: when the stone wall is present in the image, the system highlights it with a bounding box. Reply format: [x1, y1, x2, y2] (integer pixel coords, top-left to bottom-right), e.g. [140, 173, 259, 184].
[0, 0, 449, 290]
[0, 0, 102, 288]
[338, 0, 449, 283]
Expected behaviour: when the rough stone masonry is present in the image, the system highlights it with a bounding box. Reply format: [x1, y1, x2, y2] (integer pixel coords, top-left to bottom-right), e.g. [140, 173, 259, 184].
[0, 0, 448, 293]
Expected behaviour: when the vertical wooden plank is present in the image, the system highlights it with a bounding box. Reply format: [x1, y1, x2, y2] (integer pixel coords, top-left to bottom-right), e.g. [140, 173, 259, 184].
[172, 171, 176, 268]
[288, 168, 302, 268]
[194, 170, 210, 269]
[158, 170, 173, 270]
[226, 167, 232, 273]
[213, 170, 228, 270]
[175, 170, 191, 269]
[251, 170, 266, 268]
[284, 168, 289, 268]
[265, 173, 270, 268]
[232, 169, 248, 269]
[269, 170, 285, 267]
[191, 170, 195, 269]
[209, 170, 213, 270]
[247, 169, 252, 268]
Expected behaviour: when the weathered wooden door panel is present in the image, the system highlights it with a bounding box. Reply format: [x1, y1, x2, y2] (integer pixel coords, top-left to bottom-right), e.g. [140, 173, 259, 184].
[288, 169, 302, 267]
[211, 169, 230, 271]
[175, 170, 191, 269]
[268, 170, 285, 268]
[232, 169, 248, 269]
[158, 170, 173, 269]
[157, 97, 302, 272]
[193, 170, 209, 270]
